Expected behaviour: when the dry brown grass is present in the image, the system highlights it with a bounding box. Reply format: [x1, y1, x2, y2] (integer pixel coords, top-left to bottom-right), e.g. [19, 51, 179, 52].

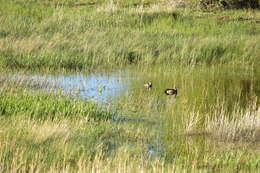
[206, 104, 260, 142]
[182, 98, 260, 142]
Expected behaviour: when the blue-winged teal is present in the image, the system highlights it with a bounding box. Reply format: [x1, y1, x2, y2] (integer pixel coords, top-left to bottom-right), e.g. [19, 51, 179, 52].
[144, 82, 152, 90]
[164, 87, 178, 97]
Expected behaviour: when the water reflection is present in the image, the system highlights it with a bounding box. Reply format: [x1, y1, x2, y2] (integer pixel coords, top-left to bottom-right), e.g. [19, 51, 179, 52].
[12, 73, 127, 103]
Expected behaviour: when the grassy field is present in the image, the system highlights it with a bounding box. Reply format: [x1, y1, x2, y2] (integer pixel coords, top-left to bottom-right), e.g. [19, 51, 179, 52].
[0, 0, 260, 71]
[0, 0, 260, 172]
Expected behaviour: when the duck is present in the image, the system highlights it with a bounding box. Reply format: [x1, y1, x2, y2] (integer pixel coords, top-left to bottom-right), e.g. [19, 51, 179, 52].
[164, 87, 178, 97]
[144, 82, 152, 90]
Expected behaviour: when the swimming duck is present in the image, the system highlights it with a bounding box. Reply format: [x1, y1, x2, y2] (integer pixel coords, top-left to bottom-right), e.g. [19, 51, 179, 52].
[164, 87, 178, 97]
[144, 82, 152, 90]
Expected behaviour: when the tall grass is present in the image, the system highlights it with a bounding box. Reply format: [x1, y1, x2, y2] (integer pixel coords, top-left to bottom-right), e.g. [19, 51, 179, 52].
[113, 65, 260, 171]
[206, 100, 260, 142]
[0, 0, 259, 71]
[0, 0, 260, 172]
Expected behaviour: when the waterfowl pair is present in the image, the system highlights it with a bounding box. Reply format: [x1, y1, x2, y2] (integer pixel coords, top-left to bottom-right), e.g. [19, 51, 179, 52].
[144, 82, 178, 97]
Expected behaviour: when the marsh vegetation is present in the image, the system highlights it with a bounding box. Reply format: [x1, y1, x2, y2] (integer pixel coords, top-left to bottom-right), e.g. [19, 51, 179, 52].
[0, 0, 260, 172]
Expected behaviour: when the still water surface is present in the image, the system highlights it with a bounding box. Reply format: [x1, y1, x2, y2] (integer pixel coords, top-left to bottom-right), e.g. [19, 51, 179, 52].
[12, 72, 128, 104]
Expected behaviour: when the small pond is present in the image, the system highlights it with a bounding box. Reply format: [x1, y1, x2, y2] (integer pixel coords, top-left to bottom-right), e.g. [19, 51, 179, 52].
[11, 72, 129, 104]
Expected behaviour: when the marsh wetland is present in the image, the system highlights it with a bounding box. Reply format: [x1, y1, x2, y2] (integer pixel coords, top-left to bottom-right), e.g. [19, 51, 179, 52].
[0, 0, 260, 172]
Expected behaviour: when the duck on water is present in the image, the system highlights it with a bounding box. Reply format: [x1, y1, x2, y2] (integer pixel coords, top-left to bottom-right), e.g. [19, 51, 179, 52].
[164, 87, 178, 98]
[144, 82, 152, 90]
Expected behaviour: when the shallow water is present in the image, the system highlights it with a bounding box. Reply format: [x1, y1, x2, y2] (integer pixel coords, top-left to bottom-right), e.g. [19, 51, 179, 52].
[12, 72, 128, 104]
[7, 65, 260, 161]
[10, 66, 260, 109]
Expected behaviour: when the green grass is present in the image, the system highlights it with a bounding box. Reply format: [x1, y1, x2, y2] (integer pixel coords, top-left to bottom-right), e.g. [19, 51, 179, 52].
[0, 0, 260, 172]
[0, 0, 259, 71]
[0, 91, 112, 121]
